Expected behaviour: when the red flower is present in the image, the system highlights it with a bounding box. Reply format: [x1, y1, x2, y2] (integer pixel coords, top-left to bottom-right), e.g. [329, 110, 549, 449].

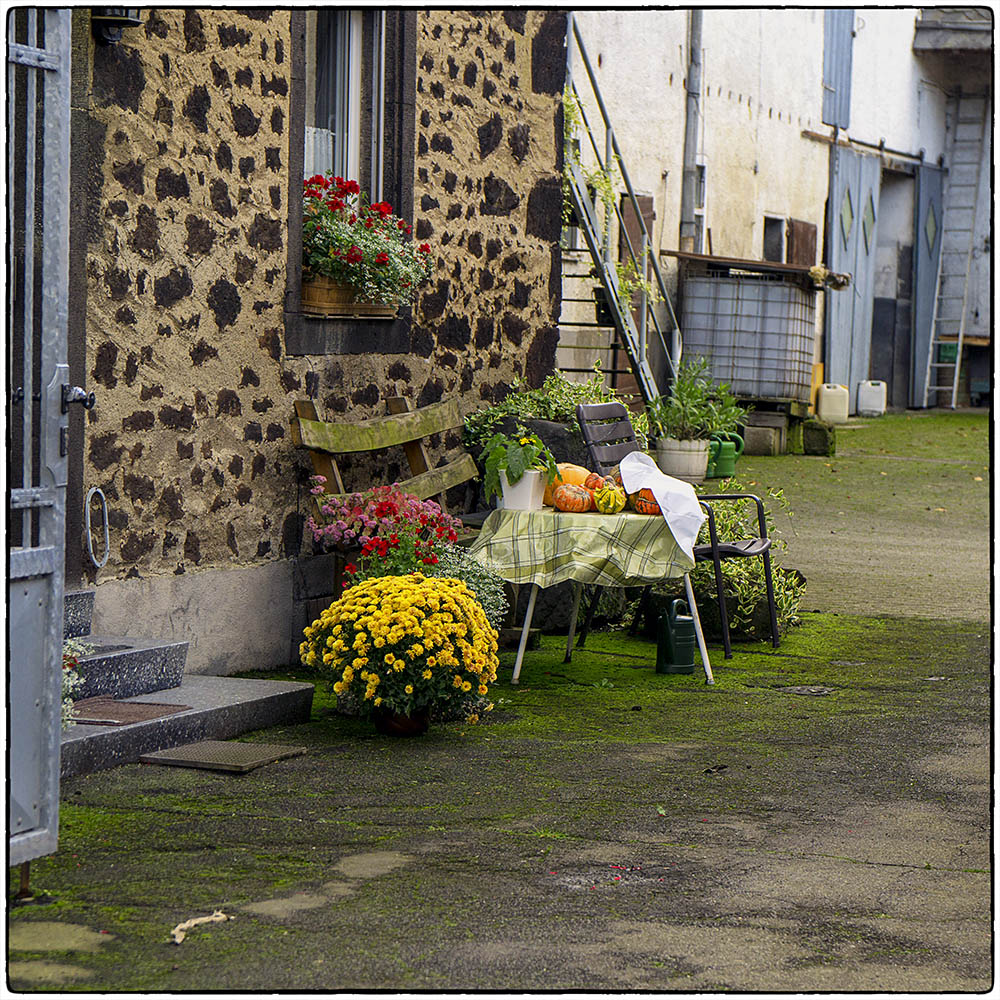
[344, 563, 357, 575]
[397, 219, 406, 230]
[418, 243, 430, 254]
[338, 178, 361, 195]
[405, 225, 412, 234]
[345, 245, 363, 263]
[364, 219, 373, 229]
[349, 213, 357, 224]
[375, 252, 389, 265]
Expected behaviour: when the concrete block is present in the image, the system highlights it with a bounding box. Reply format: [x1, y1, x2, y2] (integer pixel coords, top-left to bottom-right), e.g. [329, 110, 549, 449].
[802, 418, 836, 456]
[743, 425, 782, 456]
[786, 419, 804, 455]
[91, 560, 296, 676]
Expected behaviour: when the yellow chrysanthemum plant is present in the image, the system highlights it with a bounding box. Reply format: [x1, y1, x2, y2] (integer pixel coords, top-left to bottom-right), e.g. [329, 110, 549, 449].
[300, 573, 499, 728]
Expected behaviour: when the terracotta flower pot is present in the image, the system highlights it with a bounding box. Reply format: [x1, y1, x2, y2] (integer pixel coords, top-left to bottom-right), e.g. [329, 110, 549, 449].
[302, 276, 396, 319]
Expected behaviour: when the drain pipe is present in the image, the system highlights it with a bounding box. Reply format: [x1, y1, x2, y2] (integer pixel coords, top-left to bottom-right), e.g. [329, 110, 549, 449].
[679, 8, 703, 253]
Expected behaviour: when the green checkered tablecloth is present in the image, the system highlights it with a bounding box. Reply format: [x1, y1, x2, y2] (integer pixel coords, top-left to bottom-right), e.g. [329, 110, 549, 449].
[467, 508, 695, 588]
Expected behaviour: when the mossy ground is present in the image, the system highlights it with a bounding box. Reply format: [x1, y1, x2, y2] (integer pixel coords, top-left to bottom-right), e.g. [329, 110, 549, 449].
[8, 409, 991, 991]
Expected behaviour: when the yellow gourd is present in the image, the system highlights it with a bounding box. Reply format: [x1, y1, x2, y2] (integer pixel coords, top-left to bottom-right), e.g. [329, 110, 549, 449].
[593, 482, 626, 514]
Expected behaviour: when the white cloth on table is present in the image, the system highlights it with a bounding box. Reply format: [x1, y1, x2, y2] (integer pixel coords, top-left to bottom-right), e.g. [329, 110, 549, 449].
[619, 451, 706, 562]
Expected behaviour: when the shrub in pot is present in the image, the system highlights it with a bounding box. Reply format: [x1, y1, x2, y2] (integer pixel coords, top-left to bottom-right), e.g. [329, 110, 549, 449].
[301, 574, 499, 732]
[645, 357, 747, 483]
[479, 428, 561, 511]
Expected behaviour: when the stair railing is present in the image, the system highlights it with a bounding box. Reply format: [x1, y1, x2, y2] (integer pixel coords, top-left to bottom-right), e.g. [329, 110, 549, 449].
[565, 13, 683, 403]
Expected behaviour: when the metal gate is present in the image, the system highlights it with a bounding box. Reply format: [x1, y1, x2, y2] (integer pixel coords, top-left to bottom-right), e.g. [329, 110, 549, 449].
[910, 164, 945, 406]
[825, 145, 882, 413]
[8, 8, 73, 867]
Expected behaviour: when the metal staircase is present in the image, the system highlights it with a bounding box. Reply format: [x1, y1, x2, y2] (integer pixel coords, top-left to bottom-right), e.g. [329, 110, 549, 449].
[559, 14, 682, 406]
[922, 92, 988, 408]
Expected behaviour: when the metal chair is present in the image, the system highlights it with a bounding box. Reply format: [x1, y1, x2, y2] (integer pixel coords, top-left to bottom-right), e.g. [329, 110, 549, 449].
[574, 401, 780, 659]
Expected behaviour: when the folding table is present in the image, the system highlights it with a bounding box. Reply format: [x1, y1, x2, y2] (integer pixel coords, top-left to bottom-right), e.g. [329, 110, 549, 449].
[468, 508, 713, 685]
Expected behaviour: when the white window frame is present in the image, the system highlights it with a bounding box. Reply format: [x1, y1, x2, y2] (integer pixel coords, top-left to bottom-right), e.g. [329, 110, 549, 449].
[304, 10, 371, 185]
[693, 159, 707, 254]
[762, 214, 787, 263]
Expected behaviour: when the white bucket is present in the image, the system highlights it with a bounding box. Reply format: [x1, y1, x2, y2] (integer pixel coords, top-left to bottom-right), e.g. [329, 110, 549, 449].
[500, 469, 546, 511]
[817, 384, 850, 424]
[653, 438, 710, 484]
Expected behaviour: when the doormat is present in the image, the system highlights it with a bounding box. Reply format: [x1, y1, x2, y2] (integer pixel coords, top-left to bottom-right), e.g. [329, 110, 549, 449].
[73, 696, 191, 726]
[139, 740, 307, 773]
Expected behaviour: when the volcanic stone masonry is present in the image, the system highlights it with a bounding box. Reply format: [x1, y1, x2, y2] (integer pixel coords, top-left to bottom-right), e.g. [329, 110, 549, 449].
[81, 8, 565, 584]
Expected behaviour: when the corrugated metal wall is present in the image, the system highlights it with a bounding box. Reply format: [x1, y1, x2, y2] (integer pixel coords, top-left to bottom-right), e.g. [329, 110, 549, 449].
[822, 9, 854, 129]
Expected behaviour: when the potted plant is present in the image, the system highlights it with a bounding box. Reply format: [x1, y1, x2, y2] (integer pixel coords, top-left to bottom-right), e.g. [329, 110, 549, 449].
[479, 427, 561, 511]
[300, 573, 499, 734]
[645, 357, 747, 483]
[301, 173, 433, 318]
[463, 365, 650, 472]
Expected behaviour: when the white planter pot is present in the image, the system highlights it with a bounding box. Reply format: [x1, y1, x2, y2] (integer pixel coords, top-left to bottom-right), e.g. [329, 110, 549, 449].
[500, 469, 546, 511]
[653, 438, 711, 484]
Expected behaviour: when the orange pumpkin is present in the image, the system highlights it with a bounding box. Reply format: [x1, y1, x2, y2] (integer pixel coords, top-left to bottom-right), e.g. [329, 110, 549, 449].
[542, 463, 592, 506]
[583, 472, 605, 491]
[630, 488, 661, 515]
[552, 483, 592, 513]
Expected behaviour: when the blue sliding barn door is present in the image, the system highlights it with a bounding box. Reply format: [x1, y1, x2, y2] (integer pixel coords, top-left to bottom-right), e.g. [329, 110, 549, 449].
[825, 145, 881, 413]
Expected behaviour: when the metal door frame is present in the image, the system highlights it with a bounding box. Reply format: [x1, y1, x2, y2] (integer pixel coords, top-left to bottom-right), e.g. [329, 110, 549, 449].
[911, 164, 945, 406]
[8, 7, 73, 867]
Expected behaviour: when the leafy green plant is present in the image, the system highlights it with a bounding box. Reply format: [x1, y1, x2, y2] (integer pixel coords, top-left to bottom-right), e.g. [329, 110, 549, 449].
[562, 87, 619, 232]
[62, 638, 92, 729]
[424, 545, 509, 632]
[463, 365, 648, 457]
[614, 258, 661, 306]
[646, 356, 747, 441]
[688, 478, 804, 639]
[479, 427, 561, 502]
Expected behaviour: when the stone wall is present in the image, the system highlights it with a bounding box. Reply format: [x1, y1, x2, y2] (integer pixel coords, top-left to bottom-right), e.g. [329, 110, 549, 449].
[84, 9, 299, 585]
[79, 8, 565, 669]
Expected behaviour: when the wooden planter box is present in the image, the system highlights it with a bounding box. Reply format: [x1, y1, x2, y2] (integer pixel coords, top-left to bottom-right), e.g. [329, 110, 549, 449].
[301, 276, 396, 319]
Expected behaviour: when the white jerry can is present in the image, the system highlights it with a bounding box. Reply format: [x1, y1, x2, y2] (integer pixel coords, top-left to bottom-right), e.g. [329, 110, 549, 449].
[857, 380, 887, 417]
[817, 384, 850, 424]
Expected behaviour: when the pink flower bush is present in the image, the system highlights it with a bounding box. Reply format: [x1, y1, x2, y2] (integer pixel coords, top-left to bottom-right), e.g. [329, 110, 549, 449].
[307, 480, 461, 553]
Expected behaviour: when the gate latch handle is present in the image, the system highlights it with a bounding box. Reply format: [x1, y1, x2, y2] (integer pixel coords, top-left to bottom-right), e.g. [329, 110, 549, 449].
[62, 384, 96, 413]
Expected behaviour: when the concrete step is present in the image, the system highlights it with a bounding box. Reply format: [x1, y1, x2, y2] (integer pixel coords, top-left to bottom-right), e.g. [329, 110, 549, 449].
[73, 635, 188, 700]
[63, 590, 95, 639]
[60, 675, 315, 779]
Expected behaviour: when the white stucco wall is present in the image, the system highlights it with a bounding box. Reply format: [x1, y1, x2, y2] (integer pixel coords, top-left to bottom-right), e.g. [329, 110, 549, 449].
[849, 9, 949, 162]
[571, 8, 830, 263]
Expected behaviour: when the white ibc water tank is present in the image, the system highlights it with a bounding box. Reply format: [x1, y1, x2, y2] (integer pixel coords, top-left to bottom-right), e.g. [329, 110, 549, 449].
[857, 380, 887, 417]
[817, 384, 850, 424]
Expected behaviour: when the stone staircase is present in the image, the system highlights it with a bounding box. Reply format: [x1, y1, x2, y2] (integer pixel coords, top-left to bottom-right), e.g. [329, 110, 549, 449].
[60, 591, 313, 779]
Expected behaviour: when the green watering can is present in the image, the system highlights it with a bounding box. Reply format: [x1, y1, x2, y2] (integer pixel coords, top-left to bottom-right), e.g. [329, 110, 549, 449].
[706, 432, 744, 479]
[656, 599, 696, 675]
